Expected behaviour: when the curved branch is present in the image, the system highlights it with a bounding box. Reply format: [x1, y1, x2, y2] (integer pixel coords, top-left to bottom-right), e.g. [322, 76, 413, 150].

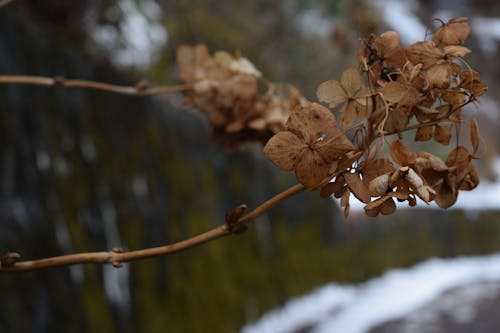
[0, 75, 190, 96]
[0, 183, 305, 273]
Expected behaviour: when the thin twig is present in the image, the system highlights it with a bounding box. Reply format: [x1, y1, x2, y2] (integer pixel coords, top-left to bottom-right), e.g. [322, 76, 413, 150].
[0, 183, 305, 273]
[0, 75, 190, 96]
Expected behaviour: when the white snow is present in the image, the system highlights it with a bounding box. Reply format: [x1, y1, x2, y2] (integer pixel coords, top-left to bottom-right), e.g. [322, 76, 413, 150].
[369, 0, 428, 44]
[242, 253, 500, 333]
[89, 0, 167, 69]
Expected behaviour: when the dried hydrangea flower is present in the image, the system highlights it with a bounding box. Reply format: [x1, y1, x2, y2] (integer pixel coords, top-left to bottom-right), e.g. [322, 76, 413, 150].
[264, 103, 354, 188]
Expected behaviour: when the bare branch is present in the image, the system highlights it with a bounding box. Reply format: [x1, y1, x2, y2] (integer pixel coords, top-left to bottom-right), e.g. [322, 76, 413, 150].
[0, 183, 305, 273]
[0, 75, 190, 96]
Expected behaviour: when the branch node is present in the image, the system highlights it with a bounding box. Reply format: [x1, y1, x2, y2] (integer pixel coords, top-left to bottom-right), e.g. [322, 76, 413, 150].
[0, 252, 21, 268]
[110, 247, 125, 268]
[135, 80, 149, 92]
[225, 204, 248, 234]
[53, 76, 65, 87]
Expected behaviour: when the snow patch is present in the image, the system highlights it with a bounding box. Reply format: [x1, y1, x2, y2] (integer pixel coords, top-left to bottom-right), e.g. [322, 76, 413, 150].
[242, 253, 500, 333]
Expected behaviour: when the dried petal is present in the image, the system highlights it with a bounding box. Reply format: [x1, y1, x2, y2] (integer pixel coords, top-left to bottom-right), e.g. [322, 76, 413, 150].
[381, 82, 407, 104]
[364, 195, 392, 217]
[432, 17, 470, 46]
[263, 131, 307, 171]
[369, 174, 390, 196]
[341, 68, 364, 96]
[470, 118, 480, 152]
[313, 127, 355, 163]
[407, 41, 442, 69]
[415, 125, 434, 142]
[434, 181, 457, 208]
[320, 178, 345, 198]
[390, 139, 415, 166]
[361, 158, 395, 185]
[405, 168, 424, 189]
[295, 150, 331, 189]
[434, 125, 452, 145]
[287, 103, 336, 144]
[380, 197, 396, 215]
[316, 80, 346, 107]
[443, 45, 471, 58]
[447, 146, 472, 182]
[344, 172, 371, 203]
[426, 63, 451, 88]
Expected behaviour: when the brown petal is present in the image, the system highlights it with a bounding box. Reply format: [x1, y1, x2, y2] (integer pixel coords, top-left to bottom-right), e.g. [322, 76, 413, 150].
[384, 108, 410, 133]
[361, 158, 396, 185]
[287, 103, 336, 144]
[415, 125, 434, 142]
[320, 177, 346, 198]
[381, 82, 407, 104]
[263, 131, 307, 171]
[443, 45, 471, 58]
[434, 182, 458, 208]
[416, 152, 448, 172]
[380, 197, 396, 215]
[314, 127, 355, 163]
[459, 164, 479, 191]
[317, 80, 347, 107]
[390, 139, 416, 166]
[345, 172, 371, 203]
[341, 68, 365, 96]
[341, 188, 351, 218]
[364, 196, 392, 217]
[295, 150, 331, 189]
[426, 63, 451, 89]
[407, 41, 442, 69]
[470, 118, 480, 153]
[434, 125, 452, 145]
[339, 102, 358, 128]
[432, 17, 470, 46]
[446, 146, 472, 182]
[375, 31, 400, 52]
[369, 174, 390, 196]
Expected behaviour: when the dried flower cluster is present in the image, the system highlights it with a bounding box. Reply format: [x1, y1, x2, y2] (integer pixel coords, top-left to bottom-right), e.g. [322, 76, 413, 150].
[264, 17, 486, 217]
[177, 44, 305, 149]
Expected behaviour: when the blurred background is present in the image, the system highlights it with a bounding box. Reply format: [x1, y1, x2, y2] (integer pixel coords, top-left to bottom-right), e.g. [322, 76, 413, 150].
[2, 0, 500, 332]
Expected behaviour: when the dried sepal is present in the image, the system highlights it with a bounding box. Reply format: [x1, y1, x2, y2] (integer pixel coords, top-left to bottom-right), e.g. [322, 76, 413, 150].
[470, 118, 480, 153]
